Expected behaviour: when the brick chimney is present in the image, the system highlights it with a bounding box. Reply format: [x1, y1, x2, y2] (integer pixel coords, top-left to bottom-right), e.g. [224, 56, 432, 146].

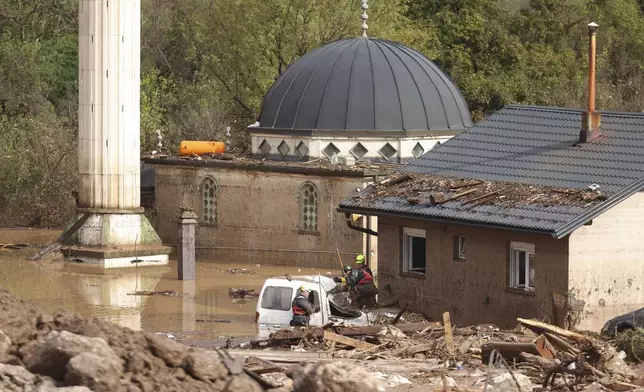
[579, 22, 601, 143]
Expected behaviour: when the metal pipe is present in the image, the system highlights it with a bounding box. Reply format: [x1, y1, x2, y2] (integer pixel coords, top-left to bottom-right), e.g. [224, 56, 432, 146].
[587, 22, 599, 112]
[344, 213, 378, 236]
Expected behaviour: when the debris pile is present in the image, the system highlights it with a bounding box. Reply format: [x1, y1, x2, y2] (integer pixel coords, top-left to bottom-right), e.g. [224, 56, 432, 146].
[142, 152, 402, 174]
[228, 268, 255, 275]
[251, 315, 642, 391]
[356, 173, 608, 209]
[229, 288, 260, 299]
[0, 287, 267, 392]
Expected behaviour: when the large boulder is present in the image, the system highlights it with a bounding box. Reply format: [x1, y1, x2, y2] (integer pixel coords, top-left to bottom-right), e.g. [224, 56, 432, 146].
[290, 362, 386, 392]
[22, 330, 122, 380]
[0, 363, 36, 391]
[182, 350, 229, 382]
[65, 352, 123, 392]
[146, 333, 186, 367]
[0, 330, 11, 362]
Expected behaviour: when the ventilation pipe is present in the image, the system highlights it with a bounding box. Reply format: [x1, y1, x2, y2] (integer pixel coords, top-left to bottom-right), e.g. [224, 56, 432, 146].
[579, 22, 602, 143]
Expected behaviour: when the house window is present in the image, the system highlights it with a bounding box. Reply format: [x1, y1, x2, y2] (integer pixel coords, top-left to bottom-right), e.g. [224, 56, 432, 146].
[402, 227, 426, 274]
[509, 242, 535, 291]
[299, 182, 319, 232]
[454, 236, 466, 260]
[260, 286, 293, 311]
[201, 176, 218, 225]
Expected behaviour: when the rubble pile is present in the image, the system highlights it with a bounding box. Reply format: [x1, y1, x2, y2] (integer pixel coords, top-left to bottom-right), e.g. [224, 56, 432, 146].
[0, 288, 266, 392]
[255, 316, 643, 391]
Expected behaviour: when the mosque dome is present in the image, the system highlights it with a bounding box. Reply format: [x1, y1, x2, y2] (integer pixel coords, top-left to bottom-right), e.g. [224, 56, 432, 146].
[256, 37, 472, 133]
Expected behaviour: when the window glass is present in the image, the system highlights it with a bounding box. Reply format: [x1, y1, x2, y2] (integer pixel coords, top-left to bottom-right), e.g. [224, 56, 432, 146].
[261, 286, 293, 311]
[201, 177, 218, 224]
[299, 182, 319, 231]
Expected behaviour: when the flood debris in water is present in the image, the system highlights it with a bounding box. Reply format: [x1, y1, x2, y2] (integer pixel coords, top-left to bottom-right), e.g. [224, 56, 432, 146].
[228, 268, 255, 274]
[127, 290, 188, 297]
[229, 288, 260, 299]
[0, 243, 30, 250]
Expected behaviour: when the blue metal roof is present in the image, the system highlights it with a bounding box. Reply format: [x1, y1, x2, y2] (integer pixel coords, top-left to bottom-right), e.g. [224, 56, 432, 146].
[339, 105, 644, 237]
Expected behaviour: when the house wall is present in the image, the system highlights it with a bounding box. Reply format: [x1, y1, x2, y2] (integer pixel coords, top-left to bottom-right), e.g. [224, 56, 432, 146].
[377, 216, 569, 328]
[151, 164, 363, 268]
[568, 192, 644, 331]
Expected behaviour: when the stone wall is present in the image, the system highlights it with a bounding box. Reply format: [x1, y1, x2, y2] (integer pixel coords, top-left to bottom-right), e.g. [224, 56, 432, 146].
[568, 192, 644, 331]
[376, 216, 569, 328]
[151, 163, 363, 268]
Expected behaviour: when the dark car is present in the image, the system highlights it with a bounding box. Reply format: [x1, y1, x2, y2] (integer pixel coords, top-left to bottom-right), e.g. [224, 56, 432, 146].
[601, 307, 644, 336]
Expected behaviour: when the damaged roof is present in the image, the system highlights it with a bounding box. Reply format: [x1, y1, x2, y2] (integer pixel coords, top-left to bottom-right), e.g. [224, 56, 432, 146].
[339, 105, 644, 237]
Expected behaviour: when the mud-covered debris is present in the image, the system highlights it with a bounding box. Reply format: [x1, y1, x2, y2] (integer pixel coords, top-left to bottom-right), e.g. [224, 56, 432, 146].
[228, 268, 255, 274]
[290, 362, 386, 392]
[355, 172, 608, 209]
[229, 288, 260, 299]
[127, 290, 186, 297]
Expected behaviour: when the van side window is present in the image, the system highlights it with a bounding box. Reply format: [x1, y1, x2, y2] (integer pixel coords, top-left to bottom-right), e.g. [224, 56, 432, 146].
[261, 287, 293, 311]
[309, 290, 320, 308]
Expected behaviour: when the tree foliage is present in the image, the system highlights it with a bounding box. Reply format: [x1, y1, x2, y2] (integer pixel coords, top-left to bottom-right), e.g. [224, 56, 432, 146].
[2, 0, 644, 227]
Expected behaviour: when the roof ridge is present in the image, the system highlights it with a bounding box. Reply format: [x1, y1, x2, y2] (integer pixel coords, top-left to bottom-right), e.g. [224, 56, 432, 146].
[505, 104, 644, 117]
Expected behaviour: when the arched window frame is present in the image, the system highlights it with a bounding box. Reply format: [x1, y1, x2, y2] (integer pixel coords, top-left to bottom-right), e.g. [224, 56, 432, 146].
[200, 176, 219, 226]
[298, 182, 319, 233]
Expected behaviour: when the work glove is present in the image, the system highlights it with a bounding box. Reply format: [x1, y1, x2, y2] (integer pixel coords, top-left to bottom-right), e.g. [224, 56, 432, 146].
[333, 277, 342, 283]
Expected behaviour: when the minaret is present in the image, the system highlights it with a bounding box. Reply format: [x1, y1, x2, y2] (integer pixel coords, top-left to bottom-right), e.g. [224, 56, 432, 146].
[63, 0, 170, 268]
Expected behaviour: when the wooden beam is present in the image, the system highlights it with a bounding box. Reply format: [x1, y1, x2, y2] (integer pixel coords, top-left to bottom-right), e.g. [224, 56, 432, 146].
[323, 330, 376, 350]
[443, 312, 454, 353]
[517, 318, 588, 343]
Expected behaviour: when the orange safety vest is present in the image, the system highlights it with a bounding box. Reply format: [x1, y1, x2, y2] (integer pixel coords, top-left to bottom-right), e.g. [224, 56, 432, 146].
[357, 266, 373, 286]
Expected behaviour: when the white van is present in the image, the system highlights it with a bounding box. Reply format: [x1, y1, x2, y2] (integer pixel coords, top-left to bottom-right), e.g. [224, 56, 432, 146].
[255, 275, 398, 338]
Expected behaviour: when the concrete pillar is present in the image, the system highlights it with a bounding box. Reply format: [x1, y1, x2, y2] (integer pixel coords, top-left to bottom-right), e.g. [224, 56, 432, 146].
[178, 207, 198, 280]
[181, 280, 196, 332]
[60, 0, 170, 268]
[78, 0, 140, 209]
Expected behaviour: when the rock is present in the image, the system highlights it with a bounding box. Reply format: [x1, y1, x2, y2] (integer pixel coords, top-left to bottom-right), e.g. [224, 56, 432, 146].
[182, 350, 229, 382]
[65, 352, 123, 392]
[146, 333, 186, 367]
[23, 330, 122, 380]
[0, 363, 37, 390]
[492, 373, 533, 392]
[223, 375, 264, 392]
[291, 362, 386, 392]
[0, 330, 11, 361]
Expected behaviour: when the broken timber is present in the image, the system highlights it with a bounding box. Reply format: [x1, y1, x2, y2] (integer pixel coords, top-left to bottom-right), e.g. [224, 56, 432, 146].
[380, 174, 412, 187]
[29, 212, 91, 261]
[322, 330, 376, 350]
[481, 334, 556, 361]
[430, 188, 478, 205]
[517, 318, 588, 343]
[269, 322, 434, 341]
[443, 312, 455, 353]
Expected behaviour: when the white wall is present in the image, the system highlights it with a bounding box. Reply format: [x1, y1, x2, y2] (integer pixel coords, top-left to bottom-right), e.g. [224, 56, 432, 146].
[568, 192, 644, 331]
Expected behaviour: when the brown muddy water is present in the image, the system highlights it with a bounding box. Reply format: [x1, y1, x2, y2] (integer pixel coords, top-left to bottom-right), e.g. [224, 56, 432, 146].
[0, 228, 336, 344]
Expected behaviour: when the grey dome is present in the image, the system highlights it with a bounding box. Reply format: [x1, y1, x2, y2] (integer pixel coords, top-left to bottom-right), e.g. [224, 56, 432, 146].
[256, 38, 472, 133]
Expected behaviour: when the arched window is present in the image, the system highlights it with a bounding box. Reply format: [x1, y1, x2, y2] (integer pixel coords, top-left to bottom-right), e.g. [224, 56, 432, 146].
[299, 182, 319, 232]
[201, 176, 218, 225]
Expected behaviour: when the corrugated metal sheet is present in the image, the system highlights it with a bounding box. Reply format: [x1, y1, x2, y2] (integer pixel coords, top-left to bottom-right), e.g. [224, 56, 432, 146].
[339, 105, 644, 235]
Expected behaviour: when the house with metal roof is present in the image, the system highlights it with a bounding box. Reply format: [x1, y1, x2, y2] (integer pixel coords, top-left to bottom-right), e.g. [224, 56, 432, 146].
[338, 24, 644, 331]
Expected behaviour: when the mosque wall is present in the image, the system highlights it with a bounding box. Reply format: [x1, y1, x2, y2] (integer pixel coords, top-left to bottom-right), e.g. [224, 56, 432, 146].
[150, 163, 364, 269]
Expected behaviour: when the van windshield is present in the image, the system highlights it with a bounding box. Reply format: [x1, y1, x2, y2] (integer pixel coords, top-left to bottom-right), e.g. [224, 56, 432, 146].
[261, 286, 293, 311]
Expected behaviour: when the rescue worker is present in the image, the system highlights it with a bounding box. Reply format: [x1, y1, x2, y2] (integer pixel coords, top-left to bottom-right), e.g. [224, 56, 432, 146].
[333, 256, 379, 308]
[291, 286, 319, 326]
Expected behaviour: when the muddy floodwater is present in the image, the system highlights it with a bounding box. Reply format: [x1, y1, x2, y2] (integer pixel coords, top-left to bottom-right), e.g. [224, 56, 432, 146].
[0, 228, 335, 344]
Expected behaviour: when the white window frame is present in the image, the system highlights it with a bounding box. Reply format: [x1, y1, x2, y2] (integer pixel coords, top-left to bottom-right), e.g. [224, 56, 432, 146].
[454, 236, 466, 260]
[509, 242, 535, 291]
[402, 227, 427, 274]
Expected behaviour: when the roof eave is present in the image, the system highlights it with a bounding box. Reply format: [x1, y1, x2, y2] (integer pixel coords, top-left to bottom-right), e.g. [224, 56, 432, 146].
[337, 205, 556, 237]
[553, 177, 644, 239]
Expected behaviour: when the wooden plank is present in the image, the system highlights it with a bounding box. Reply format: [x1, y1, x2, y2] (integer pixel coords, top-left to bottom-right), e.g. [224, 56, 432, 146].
[269, 322, 432, 341]
[30, 213, 91, 261]
[443, 312, 454, 353]
[228, 349, 330, 363]
[517, 318, 588, 343]
[391, 301, 410, 325]
[323, 330, 376, 350]
[430, 188, 478, 205]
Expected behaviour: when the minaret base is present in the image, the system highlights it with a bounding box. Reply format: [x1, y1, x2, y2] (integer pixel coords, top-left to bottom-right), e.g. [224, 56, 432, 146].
[60, 210, 171, 268]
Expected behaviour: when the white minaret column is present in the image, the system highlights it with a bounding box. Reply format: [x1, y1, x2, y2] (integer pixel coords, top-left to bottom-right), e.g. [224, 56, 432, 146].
[79, 0, 141, 210]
